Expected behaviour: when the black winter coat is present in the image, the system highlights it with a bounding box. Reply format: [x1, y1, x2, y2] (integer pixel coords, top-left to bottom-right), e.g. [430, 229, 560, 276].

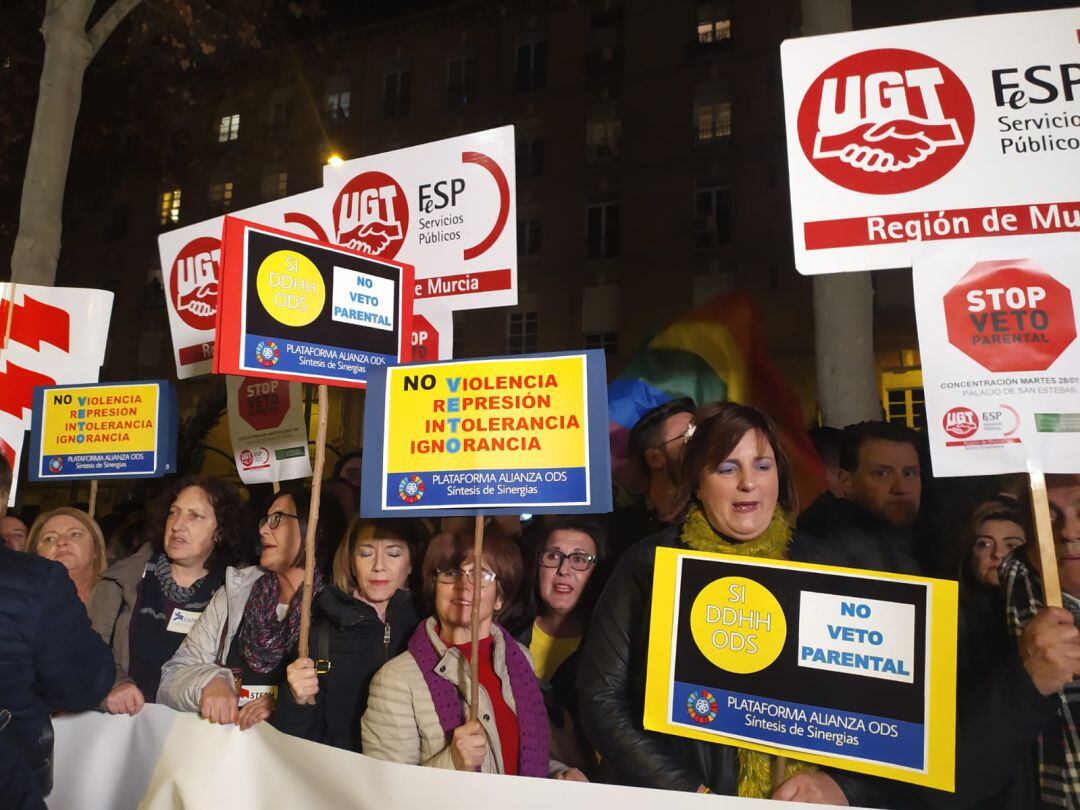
[578, 525, 819, 795]
[793, 493, 926, 576]
[0, 548, 115, 809]
[273, 586, 422, 752]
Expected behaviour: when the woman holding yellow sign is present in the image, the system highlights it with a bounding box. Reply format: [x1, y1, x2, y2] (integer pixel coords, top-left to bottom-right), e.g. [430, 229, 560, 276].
[577, 402, 848, 804]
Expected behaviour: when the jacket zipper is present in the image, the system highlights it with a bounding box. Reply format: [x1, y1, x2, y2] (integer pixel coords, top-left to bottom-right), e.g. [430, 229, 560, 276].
[383, 621, 391, 660]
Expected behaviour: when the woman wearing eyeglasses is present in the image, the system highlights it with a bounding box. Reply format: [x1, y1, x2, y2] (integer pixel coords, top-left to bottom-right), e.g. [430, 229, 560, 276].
[158, 487, 346, 731]
[362, 526, 587, 780]
[90, 477, 256, 717]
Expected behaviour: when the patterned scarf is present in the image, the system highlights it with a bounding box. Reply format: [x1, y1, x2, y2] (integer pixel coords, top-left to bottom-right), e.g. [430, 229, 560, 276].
[1001, 555, 1080, 807]
[238, 570, 324, 674]
[680, 503, 817, 798]
[150, 551, 218, 604]
[408, 619, 550, 777]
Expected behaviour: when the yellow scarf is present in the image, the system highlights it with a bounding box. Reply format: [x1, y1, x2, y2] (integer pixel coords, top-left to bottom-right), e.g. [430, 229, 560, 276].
[679, 504, 817, 798]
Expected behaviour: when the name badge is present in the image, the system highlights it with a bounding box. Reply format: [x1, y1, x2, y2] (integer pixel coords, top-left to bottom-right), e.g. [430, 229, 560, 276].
[238, 685, 278, 706]
[166, 608, 201, 635]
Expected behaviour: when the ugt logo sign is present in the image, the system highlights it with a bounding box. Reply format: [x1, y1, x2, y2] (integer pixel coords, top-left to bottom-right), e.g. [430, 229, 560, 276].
[171, 236, 220, 330]
[797, 48, 975, 194]
[333, 171, 409, 259]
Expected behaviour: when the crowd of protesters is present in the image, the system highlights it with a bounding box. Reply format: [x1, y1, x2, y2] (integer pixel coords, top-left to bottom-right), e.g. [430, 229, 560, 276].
[2, 397, 1079, 809]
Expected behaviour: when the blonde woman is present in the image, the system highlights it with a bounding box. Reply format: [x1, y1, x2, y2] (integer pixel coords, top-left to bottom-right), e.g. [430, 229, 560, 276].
[28, 507, 107, 606]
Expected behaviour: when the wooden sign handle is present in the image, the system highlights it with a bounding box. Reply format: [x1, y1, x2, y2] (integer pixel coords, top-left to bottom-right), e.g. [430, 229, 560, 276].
[88, 480, 99, 520]
[1029, 468, 1063, 608]
[298, 383, 329, 659]
[772, 756, 788, 790]
[468, 513, 484, 723]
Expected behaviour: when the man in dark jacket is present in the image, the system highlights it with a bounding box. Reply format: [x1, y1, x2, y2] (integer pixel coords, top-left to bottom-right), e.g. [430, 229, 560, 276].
[0, 456, 116, 809]
[607, 398, 695, 559]
[793, 421, 925, 574]
[792, 424, 1072, 808]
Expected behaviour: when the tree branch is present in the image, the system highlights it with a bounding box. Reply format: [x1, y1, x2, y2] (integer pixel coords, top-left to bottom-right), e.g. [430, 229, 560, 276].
[86, 0, 143, 57]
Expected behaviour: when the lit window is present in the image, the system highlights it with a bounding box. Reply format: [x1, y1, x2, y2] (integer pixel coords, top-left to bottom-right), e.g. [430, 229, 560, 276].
[694, 185, 733, 247]
[507, 311, 539, 354]
[217, 114, 240, 143]
[696, 101, 732, 141]
[516, 41, 547, 92]
[697, 2, 732, 44]
[587, 118, 622, 161]
[326, 91, 351, 120]
[586, 202, 619, 259]
[384, 71, 412, 117]
[261, 172, 288, 200]
[881, 368, 926, 430]
[209, 181, 234, 211]
[159, 188, 181, 225]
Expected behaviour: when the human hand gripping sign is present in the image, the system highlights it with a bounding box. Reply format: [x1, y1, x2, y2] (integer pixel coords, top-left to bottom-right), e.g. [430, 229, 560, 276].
[286, 657, 320, 706]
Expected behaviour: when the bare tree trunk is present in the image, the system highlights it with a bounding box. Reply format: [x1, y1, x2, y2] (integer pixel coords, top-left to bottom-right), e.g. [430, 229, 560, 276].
[10, 0, 142, 286]
[803, 0, 881, 427]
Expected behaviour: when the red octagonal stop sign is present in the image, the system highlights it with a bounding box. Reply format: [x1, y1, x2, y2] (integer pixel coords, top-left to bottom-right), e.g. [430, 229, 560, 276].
[238, 377, 289, 432]
[410, 315, 439, 362]
[944, 260, 1077, 373]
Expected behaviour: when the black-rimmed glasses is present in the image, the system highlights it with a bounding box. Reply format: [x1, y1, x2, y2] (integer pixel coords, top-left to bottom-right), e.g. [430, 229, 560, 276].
[259, 511, 300, 530]
[538, 549, 597, 571]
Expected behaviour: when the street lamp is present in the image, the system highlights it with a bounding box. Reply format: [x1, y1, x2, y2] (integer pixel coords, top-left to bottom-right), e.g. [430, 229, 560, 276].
[326, 153, 345, 167]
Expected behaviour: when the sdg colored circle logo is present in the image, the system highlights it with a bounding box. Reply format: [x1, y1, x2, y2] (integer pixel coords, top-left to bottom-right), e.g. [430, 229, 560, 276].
[256, 250, 325, 327]
[690, 576, 787, 674]
[48, 457, 64, 473]
[397, 475, 425, 504]
[685, 690, 718, 725]
[254, 340, 280, 367]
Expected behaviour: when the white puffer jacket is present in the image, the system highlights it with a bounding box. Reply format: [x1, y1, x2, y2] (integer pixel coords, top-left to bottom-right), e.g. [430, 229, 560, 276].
[156, 565, 266, 710]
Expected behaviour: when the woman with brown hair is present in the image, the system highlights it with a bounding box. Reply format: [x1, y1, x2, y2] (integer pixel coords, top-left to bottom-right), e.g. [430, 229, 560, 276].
[28, 507, 107, 605]
[89, 476, 256, 716]
[274, 516, 425, 751]
[158, 486, 345, 730]
[362, 525, 586, 780]
[578, 401, 846, 803]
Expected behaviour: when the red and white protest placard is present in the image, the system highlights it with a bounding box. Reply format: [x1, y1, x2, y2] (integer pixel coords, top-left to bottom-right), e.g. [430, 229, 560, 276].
[913, 236, 1080, 477]
[158, 190, 334, 379]
[225, 376, 312, 485]
[781, 8, 1080, 275]
[0, 284, 114, 505]
[323, 126, 517, 312]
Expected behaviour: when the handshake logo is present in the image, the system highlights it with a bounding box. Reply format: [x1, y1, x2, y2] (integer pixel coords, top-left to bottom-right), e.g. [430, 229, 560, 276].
[333, 170, 409, 259]
[798, 49, 975, 194]
[171, 237, 221, 331]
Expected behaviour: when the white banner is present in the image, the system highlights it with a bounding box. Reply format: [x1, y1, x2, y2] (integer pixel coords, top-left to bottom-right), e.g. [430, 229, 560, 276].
[324, 126, 517, 312]
[48, 705, 845, 809]
[0, 284, 114, 505]
[913, 236, 1080, 477]
[226, 376, 312, 485]
[781, 8, 1080, 275]
[157, 190, 333, 379]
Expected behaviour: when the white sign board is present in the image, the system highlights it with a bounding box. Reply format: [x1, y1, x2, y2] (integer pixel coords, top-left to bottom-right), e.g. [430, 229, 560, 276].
[781, 8, 1080, 275]
[158, 190, 333, 379]
[913, 236, 1080, 477]
[0, 284, 114, 505]
[226, 376, 312, 485]
[323, 125, 517, 311]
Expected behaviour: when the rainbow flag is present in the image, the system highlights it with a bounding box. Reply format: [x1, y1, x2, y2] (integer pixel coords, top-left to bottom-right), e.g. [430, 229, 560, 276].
[608, 293, 824, 509]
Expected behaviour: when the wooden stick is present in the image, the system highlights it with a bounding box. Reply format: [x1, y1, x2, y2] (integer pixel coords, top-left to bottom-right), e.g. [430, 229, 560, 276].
[1029, 467, 1063, 608]
[772, 756, 788, 790]
[1, 283, 15, 355]
[468, 513, 484, 722]
[272, 479, 281, 495]
[88, 480, 99, 520]
[298, 384, 329, 658]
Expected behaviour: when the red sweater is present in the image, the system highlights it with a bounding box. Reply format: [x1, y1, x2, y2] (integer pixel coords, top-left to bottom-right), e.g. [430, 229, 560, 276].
[453, 636, 519, 774]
